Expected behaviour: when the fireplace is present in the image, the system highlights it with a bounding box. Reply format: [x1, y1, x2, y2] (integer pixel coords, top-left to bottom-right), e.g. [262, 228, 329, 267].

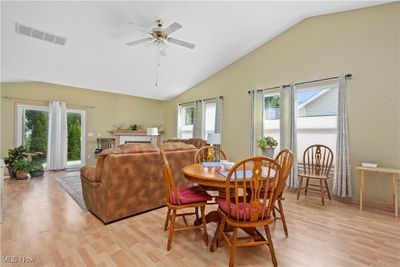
[110, 130, 160, 145]
[124, 141, 151, 144]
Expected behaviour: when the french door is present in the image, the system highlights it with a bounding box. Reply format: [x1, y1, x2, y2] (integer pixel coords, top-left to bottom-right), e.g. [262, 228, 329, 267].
[16, 104, 86, 169]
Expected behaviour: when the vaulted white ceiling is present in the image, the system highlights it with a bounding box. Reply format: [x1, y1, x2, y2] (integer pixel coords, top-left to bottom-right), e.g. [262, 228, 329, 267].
[1, 1, 385, 100]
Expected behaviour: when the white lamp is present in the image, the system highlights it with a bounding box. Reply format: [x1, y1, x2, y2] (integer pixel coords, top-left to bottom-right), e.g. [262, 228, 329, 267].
[147, 128, 159, 144]
[146, 127, 159, 136]
[207, 133, 221, 146]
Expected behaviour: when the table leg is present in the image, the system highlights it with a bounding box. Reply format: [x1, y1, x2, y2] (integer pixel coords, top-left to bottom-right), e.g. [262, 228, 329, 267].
[393, 174, 398, 217]
[194, 210, 220, 226]
[360, 171, 364, 211]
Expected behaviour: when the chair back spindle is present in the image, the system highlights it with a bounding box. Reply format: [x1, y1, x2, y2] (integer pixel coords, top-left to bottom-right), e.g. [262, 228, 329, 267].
[225, 156, 283, 222]
[160, 151, 181, 205]
[195, 146, 227, 163]
[274, 149, 294, 196]
[97, 138, 115, 149]
[303, 145, 333, 176]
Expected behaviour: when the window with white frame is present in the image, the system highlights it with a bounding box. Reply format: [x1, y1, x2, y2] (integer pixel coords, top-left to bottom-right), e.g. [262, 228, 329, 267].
[204, 100, 217, 139]
[177, 103, 194, 139]
[296, 85, 338, 164]
[261, 83, 338, 163]
[263, 90, 281, 153]
[16, 104, 87, 167]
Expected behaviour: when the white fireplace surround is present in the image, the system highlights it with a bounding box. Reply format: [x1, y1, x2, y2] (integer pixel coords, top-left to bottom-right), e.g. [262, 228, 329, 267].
[119, 135, 153, 145]
[111, 130, 160, 145]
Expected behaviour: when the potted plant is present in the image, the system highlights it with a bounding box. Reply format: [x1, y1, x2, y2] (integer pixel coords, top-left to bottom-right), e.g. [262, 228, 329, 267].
[11, 160, 31, 180]
[256, 136, 278, 158]
[4, 146, 28, 178]
[29, 161, 44, 177]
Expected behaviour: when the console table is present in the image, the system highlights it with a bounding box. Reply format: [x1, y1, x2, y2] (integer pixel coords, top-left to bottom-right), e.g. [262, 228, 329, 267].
[356, 166, 400, 217]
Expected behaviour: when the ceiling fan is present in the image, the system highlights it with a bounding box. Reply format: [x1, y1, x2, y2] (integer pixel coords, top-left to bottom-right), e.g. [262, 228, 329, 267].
[126, 19, 195, 56]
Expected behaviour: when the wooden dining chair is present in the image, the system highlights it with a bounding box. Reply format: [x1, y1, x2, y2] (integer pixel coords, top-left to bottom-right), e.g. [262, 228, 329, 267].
[97, 138, 115, 149]
[194, 146, 227, 163]
[160, 150, 211, 251]
[296, 144, 334, 205]
[272, 149, 293, 237]
[214, 156, 287, 267]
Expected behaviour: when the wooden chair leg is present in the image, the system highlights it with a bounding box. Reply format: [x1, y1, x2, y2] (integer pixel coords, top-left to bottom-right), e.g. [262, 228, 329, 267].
[264, 225, 277, 267]
[320, 180, 325, 206]
[164, 208, 171, 231]
[200, 206, 208, 246]
[305, 178, 310, 195]
[216, 216, 226, 250]
[324, 179, 332, 200]
[195, 207, 199, 223]
[229, 227, 237, 267]
[211, 216, 222, 251]
[167, 209, 177, 251]
[182, 215, 188, 227]
[297, 177, 304, 200]
[278, 199, 288, 237]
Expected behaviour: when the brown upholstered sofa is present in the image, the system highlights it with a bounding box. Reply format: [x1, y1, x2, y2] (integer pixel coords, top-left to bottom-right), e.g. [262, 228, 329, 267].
[80, 142, 197, 224]
[165, 138, 207, 149]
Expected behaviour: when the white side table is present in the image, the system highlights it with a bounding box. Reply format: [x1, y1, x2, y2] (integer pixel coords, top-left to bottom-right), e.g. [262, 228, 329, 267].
[0, 159, 4, 223]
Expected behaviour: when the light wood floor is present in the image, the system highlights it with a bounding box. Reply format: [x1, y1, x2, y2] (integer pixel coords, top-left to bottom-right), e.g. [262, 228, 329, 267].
[1, 171, 399, 267]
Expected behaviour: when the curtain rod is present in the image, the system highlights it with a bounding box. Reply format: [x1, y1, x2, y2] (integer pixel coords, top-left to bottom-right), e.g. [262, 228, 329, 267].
[1, 96, 95, 109]
[178, 96, 223, 106]
[248, 73, 352, 93]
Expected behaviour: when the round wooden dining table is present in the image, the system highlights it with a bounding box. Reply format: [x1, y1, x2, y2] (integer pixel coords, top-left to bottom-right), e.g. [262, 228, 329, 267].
[183, 163, 268, 252]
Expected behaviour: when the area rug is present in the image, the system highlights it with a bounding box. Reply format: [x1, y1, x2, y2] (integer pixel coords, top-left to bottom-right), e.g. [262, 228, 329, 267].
[55, 172, 87, 211]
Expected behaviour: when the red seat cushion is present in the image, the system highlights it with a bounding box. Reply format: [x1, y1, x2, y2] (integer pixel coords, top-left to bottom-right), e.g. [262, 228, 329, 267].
[171, 186, 212, 205]
[216, 196, 269, 220]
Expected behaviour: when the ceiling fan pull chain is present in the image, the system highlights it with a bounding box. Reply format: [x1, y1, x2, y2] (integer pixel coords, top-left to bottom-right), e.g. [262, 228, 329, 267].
[155, 45, 158, 86]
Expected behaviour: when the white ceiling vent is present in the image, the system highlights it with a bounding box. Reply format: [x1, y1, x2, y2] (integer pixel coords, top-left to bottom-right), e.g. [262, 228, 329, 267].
[15, 23, 67, 46]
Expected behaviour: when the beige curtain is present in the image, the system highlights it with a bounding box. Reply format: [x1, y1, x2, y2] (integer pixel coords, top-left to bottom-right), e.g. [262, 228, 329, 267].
[214, 97, 223, 135]
[280, 84, 298, 188]
[193, 99, 204, 138]
[333, 74, 352, 197]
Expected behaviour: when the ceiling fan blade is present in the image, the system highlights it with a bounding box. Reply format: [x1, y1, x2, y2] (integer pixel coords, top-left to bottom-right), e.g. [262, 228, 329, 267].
[164, 22, 182, 35]
[167, 37, 195, 49]
[126, 37, 152, 46]
[127, 22, 152, 34]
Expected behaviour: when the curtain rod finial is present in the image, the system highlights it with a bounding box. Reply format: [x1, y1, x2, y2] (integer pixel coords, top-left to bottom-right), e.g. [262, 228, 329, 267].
[345, 73, 352, 79]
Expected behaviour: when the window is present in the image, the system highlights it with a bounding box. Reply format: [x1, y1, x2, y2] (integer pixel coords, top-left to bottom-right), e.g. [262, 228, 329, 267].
[296, 85, 338, 163]
[16, 105, 49, 165]
[260, 83, 338, 163]
[16, 104, 86, 168]
[204, 100, 217, 139]
[66, 110, 86, 167]
[263, 91, 281, 153]
[177, 104, 194, 139]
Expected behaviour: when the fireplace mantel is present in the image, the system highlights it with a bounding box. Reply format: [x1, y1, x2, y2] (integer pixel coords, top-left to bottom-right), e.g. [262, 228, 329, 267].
[110, 130, 161, 145]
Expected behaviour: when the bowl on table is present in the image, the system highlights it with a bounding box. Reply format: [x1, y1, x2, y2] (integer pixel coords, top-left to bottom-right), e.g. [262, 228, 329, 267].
[222, 161, 235, 171]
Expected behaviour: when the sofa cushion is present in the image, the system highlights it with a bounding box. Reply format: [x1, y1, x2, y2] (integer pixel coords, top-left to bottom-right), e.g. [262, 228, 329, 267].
[171, 186, 212, 205]
[100, 143, 160, 155]
[159, 142, 197, 151]
[165, 138, 207, 149]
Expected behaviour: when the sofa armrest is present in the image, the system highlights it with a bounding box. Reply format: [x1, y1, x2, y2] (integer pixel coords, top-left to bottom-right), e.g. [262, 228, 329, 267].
[80, 166, 97, 182]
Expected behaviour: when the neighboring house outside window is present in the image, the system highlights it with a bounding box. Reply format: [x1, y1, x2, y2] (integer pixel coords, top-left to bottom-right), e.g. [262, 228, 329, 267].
[296, 86, 338, 164]
[263, 84, 338, 164]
